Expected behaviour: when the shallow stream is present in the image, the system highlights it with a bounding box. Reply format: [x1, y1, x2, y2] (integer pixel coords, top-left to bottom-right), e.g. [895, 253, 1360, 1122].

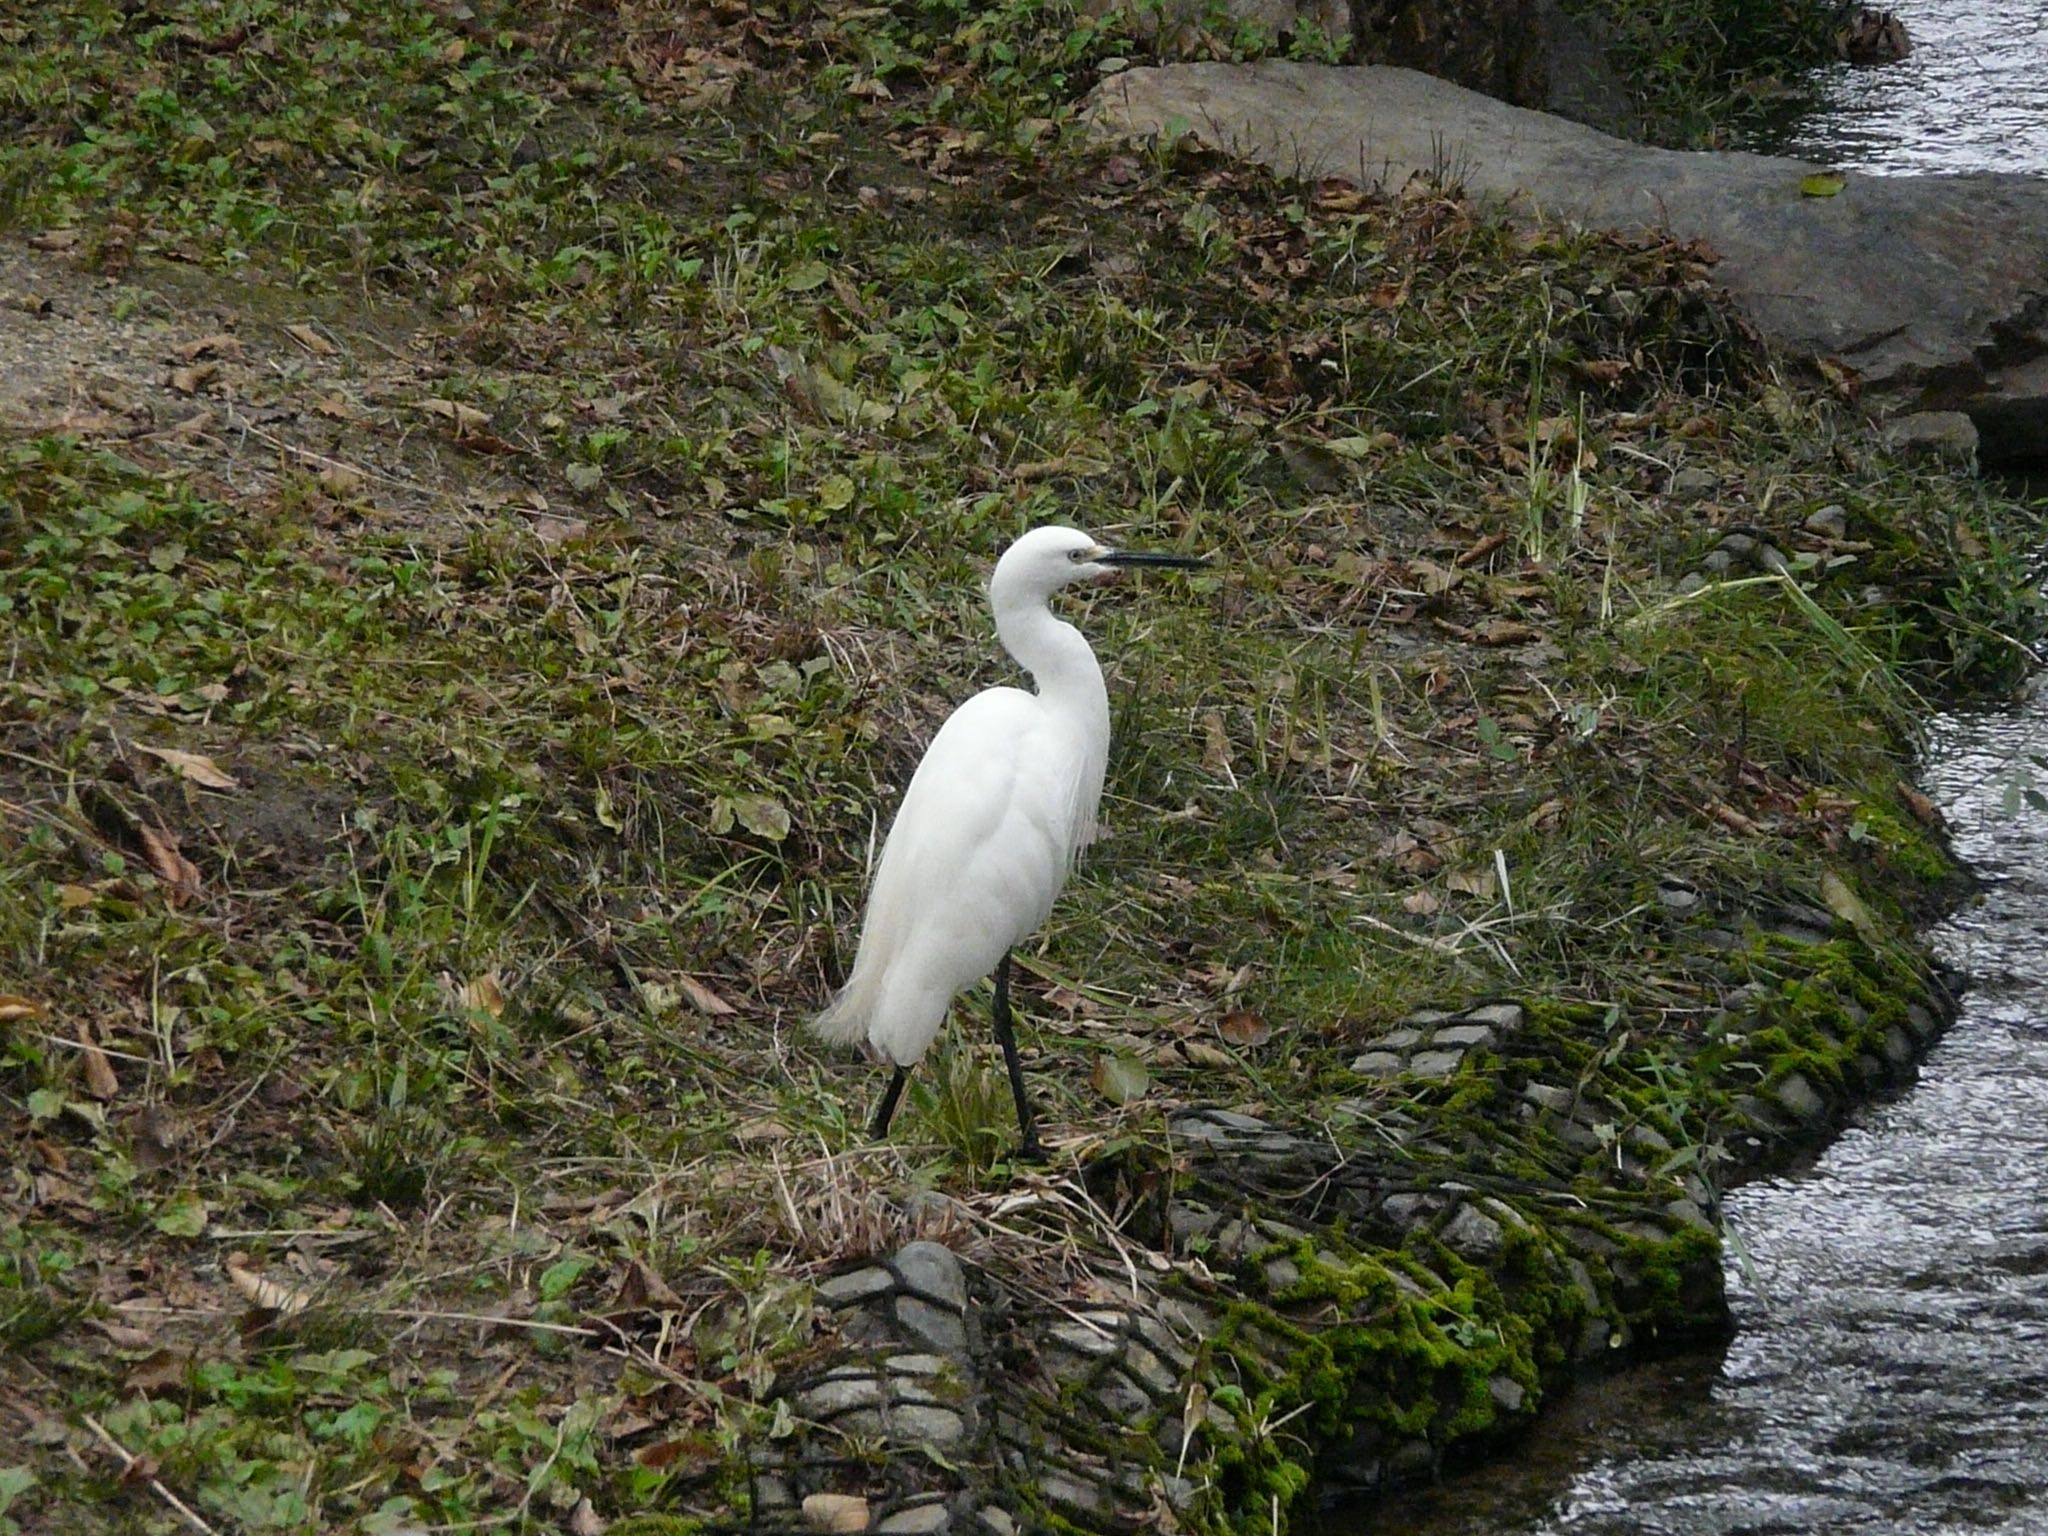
[1342, 680, 2048, 1533]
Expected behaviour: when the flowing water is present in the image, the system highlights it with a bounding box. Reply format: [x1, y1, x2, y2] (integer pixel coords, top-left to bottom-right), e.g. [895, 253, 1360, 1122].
[1342, 678, 2048, 1534]
[1738, 0, 2048, 175]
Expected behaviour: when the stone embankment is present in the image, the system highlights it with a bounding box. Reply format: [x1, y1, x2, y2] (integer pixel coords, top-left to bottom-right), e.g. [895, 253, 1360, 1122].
[622, 920, 1958, 1536]
[1085, 61, 2048, 465]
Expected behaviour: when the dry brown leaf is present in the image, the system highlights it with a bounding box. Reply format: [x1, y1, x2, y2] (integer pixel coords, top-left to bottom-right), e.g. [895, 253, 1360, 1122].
[0, 994, 45, 1024]
[28, 228, 81, 251]
[613, 1256, 684, 1311]
[1706, 801, 1762, 837]
[676, 974, 737, 1016]
[78, 1025, 120, 1101]
[283, 322, 338, 355]
[318, 462, 363, 497]
[458, 972, 506, 1018]
[173, 333, 241, 362]
[1901, 785, 1943, 827]
[135, 743, 239, 790]
[1401, 889, 1442, 916]
[1408, 557, 1463, 595]
[1215, 1010, 1272, 1048]
[1200, 708, 1234, 778]
[313, 393, 357, 420]
[226, 1257, 312, 1315]
[802, 1493, 870, 1533]
[168, 361, 219, 395]
[1446, 865, 1499, 899]
[732, 1116, 790, 1143]
[421, 397, 490, 434]
[138, 823, 202, 907]
[125, 1347, 192, 1395]
[568, 1498, 606, 1536]
[1473, 619, 1542, 647]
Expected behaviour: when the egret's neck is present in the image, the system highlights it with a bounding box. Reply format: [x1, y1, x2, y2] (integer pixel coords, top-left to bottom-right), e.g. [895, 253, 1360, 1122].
[993, 587, 1108, 724]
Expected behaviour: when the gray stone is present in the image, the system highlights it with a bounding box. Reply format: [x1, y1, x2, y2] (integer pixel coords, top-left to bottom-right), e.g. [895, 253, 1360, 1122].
[892, 1241, 967, 1313]
[1626, 1122, 1672, 1154]
[1676, 571, 1708, 595]
[1461, 1002, 1524, 1030]
[1350, 1051, 1403, 1075]
[1574, 1316, 1613, 1361]
[1038, 1472, 1106, 1516]
[1772, 1072, 1827, 1121]
[1657, 879, 1701, 912]
[1048, 1320, 1120, 1359]
[1402, 1009, 1457, 1027]
[1168, 1205, 1220, 1242]
[977, 1510, 1015, 1536]
[1702, 548, 1737, 575]
[897, 1296, 968, 1356]
[885, 1353, 948, 1376]
[1263, 1257, 1301, 1292]
[1905, 1002, 1942, 1041]
[798, 1375, 883, 1417]
[1523, 1082, 1575, 1114]
[1665, 1197, 1713, 1231]
[1566, 1257, 1601, 1311]
[755, 1474, 796, 1509]
[1755, 543, 1791, 575]
[1433, 1023, 1497, 1049]
[1086, 62, 2048, 464]
[877, 1503, 952, 1535]
[817, 1267, 895, 1307]
[1717, 532, 1758, 557]
[1440, 1202, 1506, 1258]
[1883, 409, 1979, 463]
[1488, 1375, 1527, 1413]
[1669, 467, 1721, 500]
[1382, 1192, 1432, 1225]
[1806, 504, 1849, 538]
[891, 1404, 967, 1448]
[1389, 1437, 1435, 1477]
[1123, 1340, 1181, 1397]
[1882, 1024, 1915, 1065]
[1408, 1049, 1465, 1079]
[1159, 1475, 1196, 1511]
[1094, 1368, 1153, 1421]
[1374, 1027, 1425, 1049]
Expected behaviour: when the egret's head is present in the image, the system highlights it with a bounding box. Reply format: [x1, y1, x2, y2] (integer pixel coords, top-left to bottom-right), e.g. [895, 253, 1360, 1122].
[992, 525, 1208, 602]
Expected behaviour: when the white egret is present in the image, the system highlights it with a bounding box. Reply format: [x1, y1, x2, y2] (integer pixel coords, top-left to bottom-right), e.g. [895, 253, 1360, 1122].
[813, 525, 1208, 1158]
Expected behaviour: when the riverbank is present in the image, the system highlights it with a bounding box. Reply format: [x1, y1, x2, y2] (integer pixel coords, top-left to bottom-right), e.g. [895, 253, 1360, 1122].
[0, 3, 2040, 1533]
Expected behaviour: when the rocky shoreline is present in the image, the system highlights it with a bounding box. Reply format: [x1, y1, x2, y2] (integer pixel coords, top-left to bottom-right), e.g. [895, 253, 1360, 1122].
[620, 898, 1963, 1535]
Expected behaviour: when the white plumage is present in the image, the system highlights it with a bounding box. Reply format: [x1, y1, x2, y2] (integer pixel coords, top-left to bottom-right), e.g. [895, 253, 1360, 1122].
[813, 525, 1205, 1154]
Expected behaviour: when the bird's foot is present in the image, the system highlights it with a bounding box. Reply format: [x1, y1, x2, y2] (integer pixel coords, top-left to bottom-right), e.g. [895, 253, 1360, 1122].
[1012, 1135, 1050, 1166]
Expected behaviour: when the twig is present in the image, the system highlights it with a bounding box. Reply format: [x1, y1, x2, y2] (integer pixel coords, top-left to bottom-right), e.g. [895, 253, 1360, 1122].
[80, 1409, 219, 1536]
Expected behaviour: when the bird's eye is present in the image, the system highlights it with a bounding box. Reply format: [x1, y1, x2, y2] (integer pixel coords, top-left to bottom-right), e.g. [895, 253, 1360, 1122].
[1068, 548, 1091, 562]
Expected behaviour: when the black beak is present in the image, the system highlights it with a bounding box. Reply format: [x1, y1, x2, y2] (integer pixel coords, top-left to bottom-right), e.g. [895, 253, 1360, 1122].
[1096, 549, 1211, 570]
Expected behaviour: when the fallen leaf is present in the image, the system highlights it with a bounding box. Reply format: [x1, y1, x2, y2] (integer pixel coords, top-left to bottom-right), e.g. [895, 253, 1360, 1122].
[134, 744, 239, 790]
[313, 393, 357, 420]
[138, 823, 202, 907]
[568, 1498, 606, 1536]
[168, 361, 219, 394]
[317, 462, 363, 497]
[675, 974, 737, 1016]
[173, 333, 241, 362]
[125, 1347, 192, 1395]
[1446, 865, 1499, 899]
[458, 973, 506, 1018]
[0, 994, 46, 1023]
[612, 1257, 684, 1311]
[732, 1116, 790, 1143]
[1401, 889, 1442, 916]
[226, 1257, 312, 1315]
[802, 1493, 869, 1533]
[1819, 868, 1882, 945]
[28, 228, 81, 251]
[284, 321, 338, 355]
[421, 397, 490, 434]
[58, 883, 98, 910]
[1091, 1052, 1150, 1105]
[78, 1025, 120, 1101]
[1900, 785, 1943, 827]
[1215, 1010, 1272, 1048]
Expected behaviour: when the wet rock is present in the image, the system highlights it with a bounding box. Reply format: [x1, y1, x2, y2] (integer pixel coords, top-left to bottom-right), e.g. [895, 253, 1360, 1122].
[1123, 1340, 1181, 1397]
[1523, 1082, 1575, 1114]
[799, 1376, 884, 1417]
[1772, 1072, 1827, 1121]
[1702, 547, 1737, 575]
[1657, 879, 1702, 912]
[1094, 1369, 1154, 1421]
[1677, 571, 1708, 595]
[1882, 1024, 1916, 1065]
[1374, 1027, 1425, 1049]
[976, 1509, 1015, 1536]
[1038, 1471, 1107, 1517]
[893, 1405, 968, 1448]
[1462, 1002, 1524, 1030]
[1048, 1320, 1121, 1358]
[885, 1353, 948, 1376]
[1263, 1256, 1302, 1292]
[1488, 1375, 1527, 1413]
[1351, 1050, 1403, 1074]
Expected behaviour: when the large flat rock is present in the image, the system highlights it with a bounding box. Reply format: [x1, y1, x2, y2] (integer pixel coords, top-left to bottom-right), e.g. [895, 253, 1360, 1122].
[1087, 62, 2048, 463]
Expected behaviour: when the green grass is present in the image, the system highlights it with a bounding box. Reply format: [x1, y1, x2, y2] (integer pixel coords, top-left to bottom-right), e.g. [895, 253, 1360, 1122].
[0, 0, 2042, 1530]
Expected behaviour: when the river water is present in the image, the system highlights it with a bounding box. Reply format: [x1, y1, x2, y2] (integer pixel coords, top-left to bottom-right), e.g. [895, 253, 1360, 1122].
[1738, 0, 2048, 175]
[1347, 682, 2048, 1534]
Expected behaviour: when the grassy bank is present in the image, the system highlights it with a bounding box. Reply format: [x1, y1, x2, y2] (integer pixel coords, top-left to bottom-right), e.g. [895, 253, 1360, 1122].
[1, 1, 2041, 1531]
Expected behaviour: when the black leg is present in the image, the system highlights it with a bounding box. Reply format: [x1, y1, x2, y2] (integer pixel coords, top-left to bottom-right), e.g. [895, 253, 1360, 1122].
[989, 952, 1046, 1162]
[870, 1066, 909, 1140]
